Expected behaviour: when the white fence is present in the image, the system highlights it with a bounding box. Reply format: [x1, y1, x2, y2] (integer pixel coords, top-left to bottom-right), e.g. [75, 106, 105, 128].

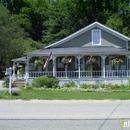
[13, 70, 130, 79]
[23, 70, 130, 78]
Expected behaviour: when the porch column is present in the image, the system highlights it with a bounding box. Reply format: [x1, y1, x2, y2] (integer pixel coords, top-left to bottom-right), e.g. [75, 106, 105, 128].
[12, 62, 16, 82]
[12, 61, 15, 77]
[127, 56, 130, 69]
[76, 56, 82, 78]
[127, 56, 130, 77]
[83, 56, 85, 71]
[25, 60, 29, 84]
[52, 56, 57, 77]
[17, 62, 19, 79]
[101, 56, 107, 78]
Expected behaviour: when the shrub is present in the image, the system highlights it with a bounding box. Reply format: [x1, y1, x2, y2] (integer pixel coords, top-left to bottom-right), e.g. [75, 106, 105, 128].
[80, 84, 90, 89]
[62, 81, 77, 88]
[32, 75, 59, 88]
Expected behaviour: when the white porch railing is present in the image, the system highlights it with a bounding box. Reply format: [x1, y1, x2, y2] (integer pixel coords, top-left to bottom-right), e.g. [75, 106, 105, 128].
[26, 70, 130, 78]
[29, 71, 53, 78]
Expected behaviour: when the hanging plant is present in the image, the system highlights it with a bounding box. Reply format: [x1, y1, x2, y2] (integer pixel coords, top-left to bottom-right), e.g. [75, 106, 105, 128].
[14, 65, 25, 74]
[86, 56, 97, 66]
[111, 55, 123, 66]
[34, 58, 44, 67]
[61, 57, 72, 65]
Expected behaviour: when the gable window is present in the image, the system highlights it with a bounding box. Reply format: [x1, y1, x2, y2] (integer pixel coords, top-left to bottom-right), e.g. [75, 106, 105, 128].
[92, 30, 101, 45]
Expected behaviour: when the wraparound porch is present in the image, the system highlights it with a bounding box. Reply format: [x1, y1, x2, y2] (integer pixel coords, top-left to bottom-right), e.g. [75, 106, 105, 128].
[13, 70, 130, 85]
[11, 46, 130, 85]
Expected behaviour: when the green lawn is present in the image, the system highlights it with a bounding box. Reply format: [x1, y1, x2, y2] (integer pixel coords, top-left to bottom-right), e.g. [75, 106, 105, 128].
[0, 89, 130, 100]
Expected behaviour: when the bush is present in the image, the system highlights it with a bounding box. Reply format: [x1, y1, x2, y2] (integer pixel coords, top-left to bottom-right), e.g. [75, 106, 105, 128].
[62, 81, 77, 88]
[32, 75, 59, 88]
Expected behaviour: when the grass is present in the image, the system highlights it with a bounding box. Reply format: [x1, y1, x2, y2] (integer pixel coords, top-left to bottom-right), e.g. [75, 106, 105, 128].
[0, 89, 130, 100]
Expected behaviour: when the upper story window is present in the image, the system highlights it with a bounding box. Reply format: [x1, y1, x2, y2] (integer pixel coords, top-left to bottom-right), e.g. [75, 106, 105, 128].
[92, 29, 101, 45]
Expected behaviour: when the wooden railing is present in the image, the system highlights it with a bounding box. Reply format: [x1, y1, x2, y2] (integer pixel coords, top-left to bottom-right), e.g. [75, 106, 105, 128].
[26, 70, 130, 78]
[29, 71, 53, 78]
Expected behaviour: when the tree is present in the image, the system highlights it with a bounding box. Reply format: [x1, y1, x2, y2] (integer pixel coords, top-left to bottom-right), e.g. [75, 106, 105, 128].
[42, 0, 76, 45]
[0, 5, 25, 61]
[0, 4, 42, 64]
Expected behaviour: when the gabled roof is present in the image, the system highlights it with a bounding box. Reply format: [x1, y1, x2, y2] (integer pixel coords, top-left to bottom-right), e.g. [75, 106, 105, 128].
[45, 21, 130, 48]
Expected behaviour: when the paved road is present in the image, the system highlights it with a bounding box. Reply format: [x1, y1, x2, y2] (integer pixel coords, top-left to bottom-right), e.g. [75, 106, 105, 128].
[0, 100, 130, 130]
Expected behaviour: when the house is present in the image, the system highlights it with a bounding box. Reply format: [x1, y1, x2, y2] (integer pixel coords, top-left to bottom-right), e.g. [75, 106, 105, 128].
[11, 22, 130, 85]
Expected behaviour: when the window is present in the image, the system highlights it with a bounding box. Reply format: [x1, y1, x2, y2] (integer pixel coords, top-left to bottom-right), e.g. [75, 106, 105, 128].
[92, 30, 101, 45]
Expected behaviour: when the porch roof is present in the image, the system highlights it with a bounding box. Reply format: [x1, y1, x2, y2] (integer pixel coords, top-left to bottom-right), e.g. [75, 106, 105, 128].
[26, 46, 130, 56]
[11, 56, 28, 62]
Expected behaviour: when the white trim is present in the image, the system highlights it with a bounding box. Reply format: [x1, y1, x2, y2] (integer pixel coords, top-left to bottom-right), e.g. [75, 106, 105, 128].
[92, 29, 101, 45]
[45, 22, 130, 48]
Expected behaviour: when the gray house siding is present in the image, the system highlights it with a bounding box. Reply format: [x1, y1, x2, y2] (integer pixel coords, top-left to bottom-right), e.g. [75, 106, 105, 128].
[101, 30, 126, 49]
[58, 30, 91, 48]
[57, 27, 126, 49]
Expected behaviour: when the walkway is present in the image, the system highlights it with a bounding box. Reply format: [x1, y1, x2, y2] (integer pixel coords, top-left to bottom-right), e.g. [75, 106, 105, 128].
[0, 80, 7, 91]
[0, 80, 20, 91]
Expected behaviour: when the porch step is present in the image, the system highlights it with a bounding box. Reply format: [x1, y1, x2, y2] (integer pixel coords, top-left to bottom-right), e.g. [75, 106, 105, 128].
[12, 80, 25, 87]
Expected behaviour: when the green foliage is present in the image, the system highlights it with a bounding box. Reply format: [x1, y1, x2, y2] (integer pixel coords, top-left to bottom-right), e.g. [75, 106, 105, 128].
[1, 89, 130, 100]
[0, 5, 26, 63]
[62, 81, 77, 88]
[0, 0, 130, 65]
[32, 75, 59, 88]
[2, 79, 9, 88]
[34, 59, 44, 67]
[128, 78, 130, 85]
[80, 83, 130, 92]
[22, 38, 43, 53]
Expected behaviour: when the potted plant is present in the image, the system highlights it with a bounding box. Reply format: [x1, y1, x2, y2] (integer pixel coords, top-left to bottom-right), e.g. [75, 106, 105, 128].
[111, 55, 123, 66]
[86, 56, 97, 66]
[35, 58, 44, 71]
[14, 65, 25, 74]
[86, 56, 97, 76]
[61, 57, 72, 65]
[35, 59, 44, 67]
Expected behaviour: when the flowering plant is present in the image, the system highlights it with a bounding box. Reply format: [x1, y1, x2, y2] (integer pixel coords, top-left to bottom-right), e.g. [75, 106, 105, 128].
[111, 55, 123, 66]
[86, 56, 97, 66]
[34, 59, 44, 67]
[61, 57, 72, 64]
[14, 65, 25, 74]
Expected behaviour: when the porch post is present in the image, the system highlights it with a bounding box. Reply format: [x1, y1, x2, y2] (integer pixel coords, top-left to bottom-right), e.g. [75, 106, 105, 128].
[101, 56, 106, 78]
[25, 60, 29, 84]
[12, 61, 15, 77]
[52, 56, 57, 77]
[12, 62, 16, 82]
[127, 56, 130, 77]
[17, 62, 19, 79]
[76, 56, 82, 78]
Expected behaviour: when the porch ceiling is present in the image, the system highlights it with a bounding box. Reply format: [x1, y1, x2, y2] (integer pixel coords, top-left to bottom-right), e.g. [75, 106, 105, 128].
[25, 46, 130, 56]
